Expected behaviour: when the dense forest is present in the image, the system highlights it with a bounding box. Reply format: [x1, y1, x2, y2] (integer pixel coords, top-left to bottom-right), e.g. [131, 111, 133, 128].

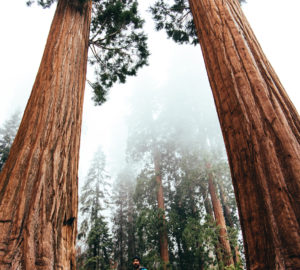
[0, 0, 299, 269]
[76, 80, 244, 269]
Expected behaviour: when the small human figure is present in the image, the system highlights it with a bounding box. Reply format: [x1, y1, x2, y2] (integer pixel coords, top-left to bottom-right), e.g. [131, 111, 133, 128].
[132, 256, 147, 270]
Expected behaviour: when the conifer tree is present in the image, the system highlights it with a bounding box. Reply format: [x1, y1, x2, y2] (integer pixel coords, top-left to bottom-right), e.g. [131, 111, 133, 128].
[0, 1, 149, 268]
[111, 168, 136, 270]
[151, 1, 300, 268]
[134, 168, 166, 269]
[77, 149, 112, 270]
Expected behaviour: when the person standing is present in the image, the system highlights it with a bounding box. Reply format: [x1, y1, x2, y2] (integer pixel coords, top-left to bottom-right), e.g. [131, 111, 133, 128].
[132, 256, 147, 270]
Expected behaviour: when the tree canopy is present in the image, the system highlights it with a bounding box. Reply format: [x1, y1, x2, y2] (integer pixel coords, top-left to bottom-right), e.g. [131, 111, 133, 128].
[27, 0, 150, 105]
[150, 0, 246, 45]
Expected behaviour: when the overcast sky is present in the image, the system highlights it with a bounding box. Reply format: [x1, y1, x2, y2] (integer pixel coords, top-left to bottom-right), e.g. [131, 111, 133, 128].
[0, 0, 299, 183]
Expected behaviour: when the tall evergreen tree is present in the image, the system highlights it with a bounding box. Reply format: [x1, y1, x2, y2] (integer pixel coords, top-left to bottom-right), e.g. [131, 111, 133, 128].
[0, 0, 149, 268]
[207, 164, 234, 267]
[126, 71, 242, 268]
[151, 0, 300, 268]
[77, 148, 112, 270]
[111, 168, 136, 270]
[0, 112, 20, 171]
[134, 168, 166, 269]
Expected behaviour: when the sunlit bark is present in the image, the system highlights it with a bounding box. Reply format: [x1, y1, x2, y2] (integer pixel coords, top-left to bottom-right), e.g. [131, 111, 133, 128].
[0, 0, 92, 268]
[189, 0, 300, 268]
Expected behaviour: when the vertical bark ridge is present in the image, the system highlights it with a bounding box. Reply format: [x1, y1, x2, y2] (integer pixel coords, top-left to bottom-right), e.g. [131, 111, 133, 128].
[0, 0, 92, 269]
[188, 0, 300, 269]
[227, 1, 300, 139]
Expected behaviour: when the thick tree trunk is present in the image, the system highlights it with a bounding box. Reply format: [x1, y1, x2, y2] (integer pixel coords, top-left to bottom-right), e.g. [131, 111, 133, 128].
[207, 168, 234, 267]
[0, 0, 92, 269]
[154, 153, 169, 270]
[189, 0, 300, 269]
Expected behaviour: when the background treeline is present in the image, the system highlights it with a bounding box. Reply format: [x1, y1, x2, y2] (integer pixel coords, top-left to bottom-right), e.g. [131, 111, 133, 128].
[75, 82, 245, 270]
[0, 30, 245, 270]
[0, 50, 244, 270]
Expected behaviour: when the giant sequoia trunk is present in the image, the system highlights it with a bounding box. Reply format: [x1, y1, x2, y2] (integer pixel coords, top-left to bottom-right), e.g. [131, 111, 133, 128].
[0, 0, 92, 268]
[189, 0, 300, 269]
[154, 153, 170, 270]
[207, 169, 234, 267]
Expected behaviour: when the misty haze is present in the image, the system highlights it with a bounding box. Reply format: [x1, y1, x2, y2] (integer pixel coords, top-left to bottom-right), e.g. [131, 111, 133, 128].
[0, 0, 299, 270]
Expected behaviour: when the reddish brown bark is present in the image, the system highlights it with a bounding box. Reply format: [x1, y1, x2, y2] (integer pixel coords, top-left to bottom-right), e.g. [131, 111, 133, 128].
[219, 183, 234, 228]
[0, 0, 92, 268]
[219, 183, 240, 265]
[189, 0, 300, 269]
[154, 153, 169, 270]
[207, 169, 234, 267]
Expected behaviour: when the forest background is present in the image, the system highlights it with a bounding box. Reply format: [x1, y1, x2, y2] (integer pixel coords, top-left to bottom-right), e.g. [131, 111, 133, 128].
[0, 0, 299, 269]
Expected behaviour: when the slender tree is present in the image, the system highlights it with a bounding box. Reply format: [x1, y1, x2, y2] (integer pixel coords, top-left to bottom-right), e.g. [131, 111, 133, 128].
[218, 178, 242, 265]
[0, 0, 148, 268]
[77, 149, 112, 270]
[207, 165, 234, 267]
[126, 102, 172, 268]
[154, 151, 170, 270]
[112, 169, 136, 270]
[151, 0, 300, 268]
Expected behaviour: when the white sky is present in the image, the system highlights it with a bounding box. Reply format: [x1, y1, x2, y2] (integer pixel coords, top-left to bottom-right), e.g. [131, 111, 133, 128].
[0, 0, 299, 183]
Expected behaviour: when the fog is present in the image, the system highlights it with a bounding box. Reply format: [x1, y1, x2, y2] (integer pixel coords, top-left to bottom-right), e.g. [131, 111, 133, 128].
[79, 7, 221, 183]
[79, 0, 300, 184]
[0, 1, 299, 185]
[0, 1, 299, 268]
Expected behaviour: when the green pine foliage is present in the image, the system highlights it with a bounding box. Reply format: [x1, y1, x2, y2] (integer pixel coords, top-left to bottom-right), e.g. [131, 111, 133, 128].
[131, 144, 244, 269]
[0, 111, 21, 171]
[124, 81, 244, 269]
[89, 0, 149, 105]
[26, 0, 150, 105]
[134, 170, 164, 269]
[150, 0, 246, 45]
[150, 0, 198, 45]
[77, 149, 113, 270]
[111, 168, 137, 270]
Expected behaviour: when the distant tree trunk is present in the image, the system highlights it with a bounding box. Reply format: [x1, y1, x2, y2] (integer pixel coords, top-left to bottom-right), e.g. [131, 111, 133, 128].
[127, 191, 136, 265]
[200, 184, 213, 218]
[218, 184, 234, 228]
[218, 183, 241, 265]
[119, 204, 125, 270]
[0, 0, 92, 269]
[189, 0, 300, 268]
[154, 152, 169, 270]
[207, 168, 234, 267]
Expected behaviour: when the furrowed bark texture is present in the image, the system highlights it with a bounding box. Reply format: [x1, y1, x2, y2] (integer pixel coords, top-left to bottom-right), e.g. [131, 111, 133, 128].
[0, 0, 92, 268]
[207, 169, 234, 267]
[189, 0, 300, 269]
[154, 153, 170, 269]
